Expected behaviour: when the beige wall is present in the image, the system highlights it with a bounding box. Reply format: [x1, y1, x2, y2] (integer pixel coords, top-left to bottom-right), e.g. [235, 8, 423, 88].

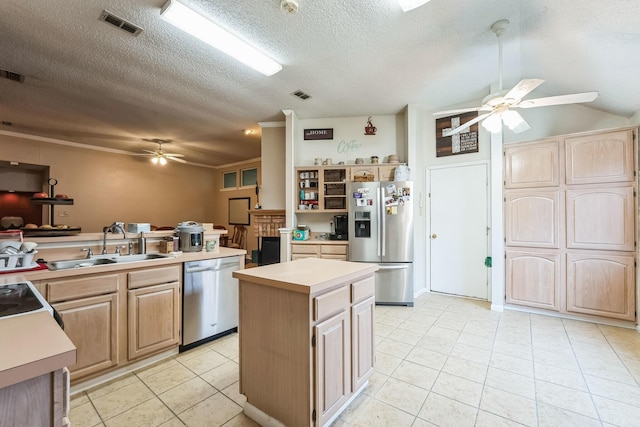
[260, 125, 285, 209]
[0, 133, 216, 232]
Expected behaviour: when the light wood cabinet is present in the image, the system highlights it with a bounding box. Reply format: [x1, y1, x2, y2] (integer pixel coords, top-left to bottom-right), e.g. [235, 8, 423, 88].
[504, 127, 637, 322]
[504, 190, 561, 248]
[127, 266, 181, 360]
[43, 265, 182, 384]
[565, 129, 635, 185]
[314, 310, 350, 426]
[505, 251, 561, 311]
[504, 140, 560, 188]
[348, 165, 398, 182]
[566, 186, 635, 251]
[566, 252, 635, 321]
[46, 274, 121, 382]
[0, 368, 70, 427]
[291, 243, 348, 261]
[351, 294, 374, 391]
[296, 167, 349, 212]
[235, 259, 376, 427]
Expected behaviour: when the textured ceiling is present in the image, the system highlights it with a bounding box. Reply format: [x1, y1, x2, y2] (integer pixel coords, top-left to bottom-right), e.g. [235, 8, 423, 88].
[1, 0, 639, 167]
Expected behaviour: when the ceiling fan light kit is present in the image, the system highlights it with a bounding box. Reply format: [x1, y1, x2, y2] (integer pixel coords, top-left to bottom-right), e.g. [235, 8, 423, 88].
[396, 0, 433, 12]
[434, 19, 599, 137]
[160, 0, 282, 76]
[142, 139, 186, 165]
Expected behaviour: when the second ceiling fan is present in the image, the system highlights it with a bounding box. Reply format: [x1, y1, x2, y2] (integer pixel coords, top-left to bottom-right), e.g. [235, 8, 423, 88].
[435, 19, 599, 137]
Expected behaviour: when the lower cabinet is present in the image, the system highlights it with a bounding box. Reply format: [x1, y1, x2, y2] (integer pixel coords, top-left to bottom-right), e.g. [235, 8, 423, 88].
[127, 266, 181, 360]
[291, 243, 348, 261]
[237, 260, 375, 427]
[314, 309, 350, 426]
[566, 252, 635, 321]
[0, 368, 70, 427]
[505, 251, 561, 311]
[43, 265, 182, 384]
[46, 273, 121, 382]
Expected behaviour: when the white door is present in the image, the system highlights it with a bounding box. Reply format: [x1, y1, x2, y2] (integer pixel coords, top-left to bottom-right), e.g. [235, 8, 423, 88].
[429, 163, 489, 299]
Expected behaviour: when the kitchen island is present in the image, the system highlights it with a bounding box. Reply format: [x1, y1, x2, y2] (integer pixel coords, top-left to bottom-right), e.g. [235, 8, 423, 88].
[233, 258, 377, 427]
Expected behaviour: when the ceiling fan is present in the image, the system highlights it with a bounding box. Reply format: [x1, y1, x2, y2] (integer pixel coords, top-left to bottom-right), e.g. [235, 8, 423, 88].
[434, 19, 599, 137]
[140, 139, 186, 165]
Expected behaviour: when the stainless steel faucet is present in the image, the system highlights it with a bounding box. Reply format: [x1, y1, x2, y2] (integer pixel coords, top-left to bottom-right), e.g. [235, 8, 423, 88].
[102, 222, 127, 254]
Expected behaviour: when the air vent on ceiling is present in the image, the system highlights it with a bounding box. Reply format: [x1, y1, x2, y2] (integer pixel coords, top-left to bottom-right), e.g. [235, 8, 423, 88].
[0, 69, 25, 83]
[291, 90, 311, 100]
[99, 10, 143, 36]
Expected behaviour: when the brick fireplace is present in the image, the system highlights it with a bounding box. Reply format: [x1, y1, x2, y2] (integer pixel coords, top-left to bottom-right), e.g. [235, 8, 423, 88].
[248, 209, 285, 265]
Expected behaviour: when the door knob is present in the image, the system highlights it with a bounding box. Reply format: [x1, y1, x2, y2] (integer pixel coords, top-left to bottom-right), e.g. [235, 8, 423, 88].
[431, 234, 437, 239]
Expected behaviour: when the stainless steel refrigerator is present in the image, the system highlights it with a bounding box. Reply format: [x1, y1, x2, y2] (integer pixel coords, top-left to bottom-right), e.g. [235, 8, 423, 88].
[348, 181, 414, 306]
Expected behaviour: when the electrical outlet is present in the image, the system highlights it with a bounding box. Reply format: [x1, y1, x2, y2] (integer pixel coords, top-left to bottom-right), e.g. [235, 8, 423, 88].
[59, 210, 69, 217]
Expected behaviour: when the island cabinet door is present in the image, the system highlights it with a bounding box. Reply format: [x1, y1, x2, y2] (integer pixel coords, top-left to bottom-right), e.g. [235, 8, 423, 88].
[351, 296, 375, 391]
[314, 310, 351, 426]
[52, 294, 119, 381]
[128, 281, 180, 360]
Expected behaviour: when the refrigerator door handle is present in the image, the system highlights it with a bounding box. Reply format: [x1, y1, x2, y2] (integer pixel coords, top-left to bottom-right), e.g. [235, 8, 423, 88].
[380, 186, 386, 257]
[377, 187, 382, 257]
[376, 264, 409, 270]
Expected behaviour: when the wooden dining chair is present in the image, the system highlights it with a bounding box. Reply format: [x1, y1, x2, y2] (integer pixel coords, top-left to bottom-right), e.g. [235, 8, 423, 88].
[228, 225, 247, 250]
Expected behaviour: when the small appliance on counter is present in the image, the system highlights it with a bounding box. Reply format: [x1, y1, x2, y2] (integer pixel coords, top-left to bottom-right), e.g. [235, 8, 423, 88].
[176, 221, 204, 252]
[293, 225, 310, 241]
[329, 214, 348, 241]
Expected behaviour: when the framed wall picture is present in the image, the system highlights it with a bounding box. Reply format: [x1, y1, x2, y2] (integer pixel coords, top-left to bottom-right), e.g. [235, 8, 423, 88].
[435, 112, 479, 157]
[229, 197, 250, 225]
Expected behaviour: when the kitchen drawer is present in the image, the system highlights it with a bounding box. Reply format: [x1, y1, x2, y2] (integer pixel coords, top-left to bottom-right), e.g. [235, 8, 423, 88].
[351, 276, 375, 304]
[314, 286, 349, 322]
[128, 265, 180, 289]
[47, 274, 120, 302]
[320, 245, 347, 255]
[291, 244, 319, 254]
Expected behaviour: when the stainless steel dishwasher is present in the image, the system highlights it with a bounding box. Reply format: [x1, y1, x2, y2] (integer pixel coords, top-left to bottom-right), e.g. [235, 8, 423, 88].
[181, 255, 242, 351]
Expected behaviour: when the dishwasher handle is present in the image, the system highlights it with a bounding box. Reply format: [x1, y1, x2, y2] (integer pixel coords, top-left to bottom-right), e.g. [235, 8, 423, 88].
[185, 262, 240, 274]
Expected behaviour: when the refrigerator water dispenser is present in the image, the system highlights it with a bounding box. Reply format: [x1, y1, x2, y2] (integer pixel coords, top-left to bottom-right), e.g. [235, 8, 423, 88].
[354, 211, 371, 238]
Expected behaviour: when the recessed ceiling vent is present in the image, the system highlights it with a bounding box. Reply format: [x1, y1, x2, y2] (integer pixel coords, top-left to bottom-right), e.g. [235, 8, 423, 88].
[0, 69, 25, 83]
[291, 90, 311, 100]
[99, 10, 143, 36]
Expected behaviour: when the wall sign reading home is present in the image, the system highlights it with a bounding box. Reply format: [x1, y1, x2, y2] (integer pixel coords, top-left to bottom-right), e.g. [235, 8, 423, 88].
[435, 112, 479, 157]
[304, 128, 333, 140]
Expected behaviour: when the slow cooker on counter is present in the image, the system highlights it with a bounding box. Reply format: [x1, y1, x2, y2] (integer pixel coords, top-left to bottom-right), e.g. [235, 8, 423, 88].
[176, 221, 204, 252]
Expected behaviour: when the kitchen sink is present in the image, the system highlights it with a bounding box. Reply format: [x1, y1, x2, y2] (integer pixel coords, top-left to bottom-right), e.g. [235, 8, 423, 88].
[49, 258, 117, 270]
[48, 253, 169, 270]
[112, 253, 168, 263]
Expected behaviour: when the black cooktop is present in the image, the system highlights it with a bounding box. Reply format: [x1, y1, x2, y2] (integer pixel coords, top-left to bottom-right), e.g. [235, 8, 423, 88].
[0, 283, 44, 317]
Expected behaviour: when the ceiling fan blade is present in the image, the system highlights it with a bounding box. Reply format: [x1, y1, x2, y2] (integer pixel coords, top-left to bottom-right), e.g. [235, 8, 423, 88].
[142, 149, 156, 155]
[168, 156, 187, 164]
[501, 110, 531, 133]
[442, 112, 493, 137]
[503, 78, 545, 104]
[165, 153, 185, 158]
[516, 92, 599, 109]
[434, 106, 490, 116]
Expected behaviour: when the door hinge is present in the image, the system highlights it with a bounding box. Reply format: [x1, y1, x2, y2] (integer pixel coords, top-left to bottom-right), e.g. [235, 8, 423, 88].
[311, 335, 316, 347]
[503, 237, 506, 243]
[312, 409, 316, 422]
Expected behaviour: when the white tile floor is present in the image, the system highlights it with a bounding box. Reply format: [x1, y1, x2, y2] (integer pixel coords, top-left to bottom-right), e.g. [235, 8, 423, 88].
[70, 292, 640, 426]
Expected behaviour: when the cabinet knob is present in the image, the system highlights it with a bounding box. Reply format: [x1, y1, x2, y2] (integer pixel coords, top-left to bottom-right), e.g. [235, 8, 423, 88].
[431, 234, 437, 239]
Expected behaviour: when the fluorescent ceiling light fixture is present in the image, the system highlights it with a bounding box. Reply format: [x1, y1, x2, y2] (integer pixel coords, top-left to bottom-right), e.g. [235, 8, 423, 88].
[396, 0, 432, 12]
[160, 0, 282, 76]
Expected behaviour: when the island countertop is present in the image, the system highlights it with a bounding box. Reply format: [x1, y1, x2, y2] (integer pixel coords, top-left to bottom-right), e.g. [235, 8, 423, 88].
[233, 257, 377, 295]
